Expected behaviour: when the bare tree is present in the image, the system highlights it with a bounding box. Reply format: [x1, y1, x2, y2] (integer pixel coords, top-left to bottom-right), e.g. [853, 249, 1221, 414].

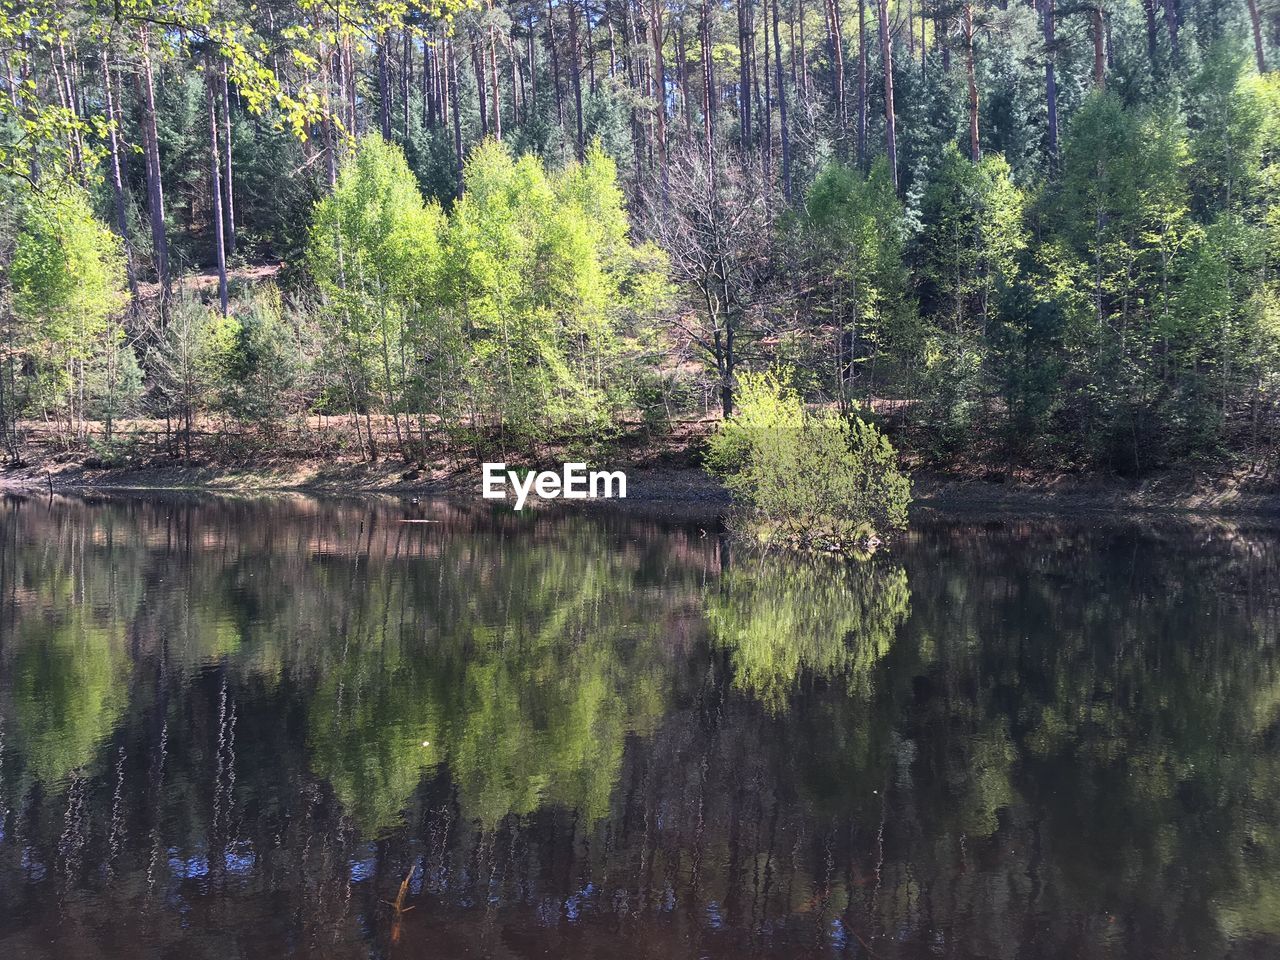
[645, 149, 777, 417]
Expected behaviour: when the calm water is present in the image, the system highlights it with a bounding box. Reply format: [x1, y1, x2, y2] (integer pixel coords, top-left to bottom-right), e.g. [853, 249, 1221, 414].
[1, 494, 1279, 959]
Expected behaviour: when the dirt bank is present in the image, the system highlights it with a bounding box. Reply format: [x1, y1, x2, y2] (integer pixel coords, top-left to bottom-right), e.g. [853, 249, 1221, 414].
[5, 452, 1280, 518]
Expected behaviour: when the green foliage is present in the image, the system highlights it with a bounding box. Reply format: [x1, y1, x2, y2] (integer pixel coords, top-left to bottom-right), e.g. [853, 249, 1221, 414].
[151, 295, 222, 438]
[916, 147, 1028, 449]
[11, 184, 127, 350]
[1036, 92, 1196, 467]
[706, 369, 912, 550]
[919, 147, 1027, 337]
[445, 138, 658, 446]
[85, 338, 145, 429]
[301, 135, 663, 454]
[10, 183, 128, 433]
[801, 160, 914, 402]
[309, 135, 453, 455]
[206, 288, 304, 425]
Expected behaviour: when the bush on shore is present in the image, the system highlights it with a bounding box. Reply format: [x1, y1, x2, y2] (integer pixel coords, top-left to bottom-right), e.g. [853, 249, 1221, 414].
[706, 370, 912, 551]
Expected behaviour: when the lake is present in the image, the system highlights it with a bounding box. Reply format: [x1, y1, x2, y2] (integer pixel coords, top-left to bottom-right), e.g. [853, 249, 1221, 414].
[1, 493, 1278, 959]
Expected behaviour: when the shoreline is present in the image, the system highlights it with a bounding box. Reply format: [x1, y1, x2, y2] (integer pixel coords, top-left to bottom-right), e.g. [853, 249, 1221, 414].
[5, 458, 1280, 519]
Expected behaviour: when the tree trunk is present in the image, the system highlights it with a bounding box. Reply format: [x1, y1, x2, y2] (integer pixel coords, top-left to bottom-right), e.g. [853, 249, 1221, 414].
[701, 1, 715, 166]
[772, 0, 791, 199]
[585, 1, 597, 92]
[549, 0, 566, 130]
[940, 1, 951, 72]
[857, 0, 867, 167]
[739, 0, 753, 149]
[102, 51, 139, 301]
[569, 0, 585, 157]
[877, 0, 898, 191]
[1092, 2, 1105, 88]
[1043, 0, 1058, 161]
[649, 0, 669, 183]
[965, 0, 979, 161]
[138, 28, 169, 300]
[762, 0, 772, 179]
[678, 26, 693, 139]
[921, 0, 927, 73]
[489, 21, 503, 141]
[425, 35, 437, 128]
[402, 30, 413, 142]
[528, 15, 539, 111]
[824, 0, 846, 148]
[1246, 0, 1267, 73]
[219, 61, 236, 257]
[378, 37, 392, 139]
[449, 39, 465, 198]
[471, 33, 489, 137]
[1164, 0, 1179, 66]
[207, 63, 229, 317]
[1143, 0, 1159, 71]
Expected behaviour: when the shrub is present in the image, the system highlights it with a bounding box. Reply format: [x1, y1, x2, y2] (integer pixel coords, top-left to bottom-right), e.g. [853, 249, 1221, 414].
[705, 370, 912, 550]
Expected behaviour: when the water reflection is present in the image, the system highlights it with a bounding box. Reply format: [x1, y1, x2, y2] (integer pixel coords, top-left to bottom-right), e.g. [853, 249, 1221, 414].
[0, 494, 1278, 958]
[707, 551, 910, 711]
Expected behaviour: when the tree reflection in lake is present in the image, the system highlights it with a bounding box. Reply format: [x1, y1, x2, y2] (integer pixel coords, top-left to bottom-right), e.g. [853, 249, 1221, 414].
[0, 494, 1278, 959]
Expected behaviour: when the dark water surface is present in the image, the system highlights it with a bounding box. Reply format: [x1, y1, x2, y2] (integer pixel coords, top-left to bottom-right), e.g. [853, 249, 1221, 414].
[1, 493, 1279, 959]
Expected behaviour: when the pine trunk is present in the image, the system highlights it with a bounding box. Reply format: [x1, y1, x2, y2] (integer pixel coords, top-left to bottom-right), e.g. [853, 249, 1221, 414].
[570, 0, 584, 157]
[489, 22, 503, 141]
[1246, 0, 1267, 73]
[857, 0, 867, 167]
[1043, 0, 1058, 160]
[1143, 0, 1158, 70]
[1093, 2, 1106, 88]
[772, 0, 790, 199]
[549, 0, 566, 129]
[701, 0, 715, 166]
[824, 0, 846, 147]
[449, 40, 465, 198]
[649, 0, 668, 177]
[1164, 0, 1179, 66]
[378, 38, 392, 139]
[219, 61, 236, 257]
[965, 0, 979, 161]
[207, 64, 229, 317]
[138, 30, 169, 299]
[102, 51, 139, 301]
[877, 0, 898, 191]
[739, 0, 753, 150]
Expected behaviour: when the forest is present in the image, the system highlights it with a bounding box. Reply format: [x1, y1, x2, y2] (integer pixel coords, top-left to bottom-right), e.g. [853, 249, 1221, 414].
[1, 0, 1278, 477]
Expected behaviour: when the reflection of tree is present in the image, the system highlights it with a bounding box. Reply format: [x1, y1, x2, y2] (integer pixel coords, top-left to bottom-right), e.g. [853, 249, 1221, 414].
[706, 551, 910, 711]
[0, 505, 136, 792]
[10, 617, 130, 789]
[307, 649, 444, 837]
[885, 520, 1280, 955]
[303, 514, 701, 833]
